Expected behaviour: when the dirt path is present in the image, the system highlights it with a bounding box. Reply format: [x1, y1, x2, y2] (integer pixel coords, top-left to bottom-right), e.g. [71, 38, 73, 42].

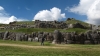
[0, 43, 67, 49]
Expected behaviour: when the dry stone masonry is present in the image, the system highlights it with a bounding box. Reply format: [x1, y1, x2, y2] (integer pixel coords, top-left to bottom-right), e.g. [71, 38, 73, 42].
[0, 30, 100, 44]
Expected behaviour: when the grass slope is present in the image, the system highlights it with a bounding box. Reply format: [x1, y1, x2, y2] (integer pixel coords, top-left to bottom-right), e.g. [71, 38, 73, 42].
[15, 21, 34, 25]
[0, 28, 87, 33]
[66, 19, 89, 28]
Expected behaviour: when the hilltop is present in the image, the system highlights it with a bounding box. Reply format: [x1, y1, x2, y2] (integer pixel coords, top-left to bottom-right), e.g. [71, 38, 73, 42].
[0, 18, 93, 33]
[66, 18, 89, 27]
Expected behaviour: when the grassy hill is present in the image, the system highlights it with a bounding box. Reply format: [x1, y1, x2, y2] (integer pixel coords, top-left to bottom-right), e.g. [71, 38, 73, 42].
[66, 18, 89, 27]
[0, 18, 90, 27]
[0, 18, 90, 33]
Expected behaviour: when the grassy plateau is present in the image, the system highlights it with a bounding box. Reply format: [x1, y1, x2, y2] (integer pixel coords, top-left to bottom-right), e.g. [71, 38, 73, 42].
[0, 28, 88, 34]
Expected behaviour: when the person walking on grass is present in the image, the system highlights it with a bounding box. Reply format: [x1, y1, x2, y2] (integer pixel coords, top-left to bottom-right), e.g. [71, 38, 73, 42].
[41, 37, 45, 46]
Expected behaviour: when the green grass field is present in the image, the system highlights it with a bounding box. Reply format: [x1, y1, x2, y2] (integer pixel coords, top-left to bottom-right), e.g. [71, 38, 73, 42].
[0, 40, 100, 56]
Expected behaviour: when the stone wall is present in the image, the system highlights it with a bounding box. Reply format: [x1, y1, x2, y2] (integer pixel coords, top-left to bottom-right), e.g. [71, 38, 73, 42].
[0, 30, 100, 44]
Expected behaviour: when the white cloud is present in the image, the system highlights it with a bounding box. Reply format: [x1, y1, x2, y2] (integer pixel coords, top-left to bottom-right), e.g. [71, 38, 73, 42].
[0, 6, 4, 10]
[67, 0, 100, 25]
[26, 7, 30, 10]
[0, 6, 28, 24]
[33, 7, 66, 21]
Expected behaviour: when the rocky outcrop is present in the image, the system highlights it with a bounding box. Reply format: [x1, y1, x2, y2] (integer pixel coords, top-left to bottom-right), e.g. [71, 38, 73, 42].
[0, 30, 100, 44]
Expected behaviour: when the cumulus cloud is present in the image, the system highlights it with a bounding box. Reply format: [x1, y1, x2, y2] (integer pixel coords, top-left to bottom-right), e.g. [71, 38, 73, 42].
[67, 0, 100, 25]
[0, 6, 28, 24]
[33, 7, 66, 21]
[0, 6, 4, 10]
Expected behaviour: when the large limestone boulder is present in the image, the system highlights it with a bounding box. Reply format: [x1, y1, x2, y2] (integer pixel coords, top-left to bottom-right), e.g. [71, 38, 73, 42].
[3, 31, 9, 40]
[52, 30, 62, 44]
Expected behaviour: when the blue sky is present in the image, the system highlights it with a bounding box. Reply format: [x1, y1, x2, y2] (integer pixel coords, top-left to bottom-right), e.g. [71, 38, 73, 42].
[0, 0, 100, 25]
[0, 0, 82, 20]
